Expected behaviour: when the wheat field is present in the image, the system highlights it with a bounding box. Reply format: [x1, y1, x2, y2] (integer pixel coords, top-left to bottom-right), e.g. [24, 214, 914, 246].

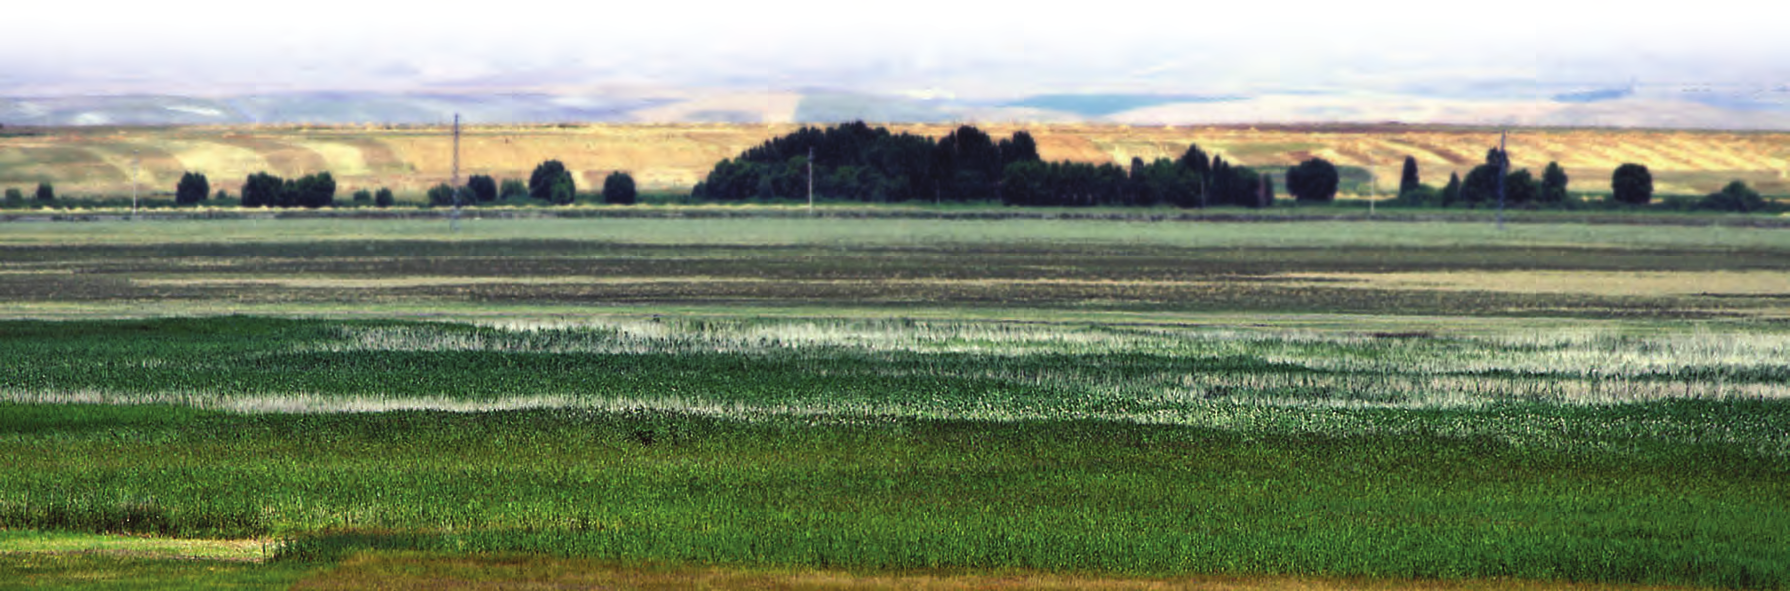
[4, 123, 1788, 198]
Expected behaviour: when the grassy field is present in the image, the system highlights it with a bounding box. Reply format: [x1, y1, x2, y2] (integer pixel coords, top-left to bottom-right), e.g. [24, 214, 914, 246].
[4, 123, 1789, 200]
[1, 216, 1787, 589]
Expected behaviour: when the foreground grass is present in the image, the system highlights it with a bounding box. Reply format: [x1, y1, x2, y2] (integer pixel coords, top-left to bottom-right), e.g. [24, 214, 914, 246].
[1, 318, 1786, 589]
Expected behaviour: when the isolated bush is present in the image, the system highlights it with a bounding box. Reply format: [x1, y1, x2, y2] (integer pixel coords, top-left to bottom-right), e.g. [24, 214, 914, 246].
[3, 188, 22, 207]
[1440, 172, 1462, 207]
[1285, 158, 1339, 203]
[499, 179, 528, 200]
[1612, 163, 1653, 206]
[1541, 162, 1569, 205]
[1396, 184, 1440, 207]
[426, 183, 458, 207]
[468, 175, 498, 203]
[175, 172, 210, 205]
[1701, 180, 1766, 213]
[603, 171, 638, 205]
[213, 190, 233, 205]
[352, 189, 373, 204]
[374, 188, 395, 208]
[529, 160, 574, 202]
[35, 182, 54, 202]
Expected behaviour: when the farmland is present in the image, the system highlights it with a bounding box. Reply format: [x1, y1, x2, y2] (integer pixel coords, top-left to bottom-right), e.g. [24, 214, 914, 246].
[2, 216, 1788, 589]
[4, 123, 1790, 201]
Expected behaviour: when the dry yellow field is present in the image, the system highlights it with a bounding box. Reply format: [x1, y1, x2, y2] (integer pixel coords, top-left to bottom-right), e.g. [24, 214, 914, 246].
[4, 123, 1788, 198]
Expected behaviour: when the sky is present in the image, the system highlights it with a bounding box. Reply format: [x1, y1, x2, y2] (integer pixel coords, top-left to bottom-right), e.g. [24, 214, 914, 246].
[5, 0, 1787, 100]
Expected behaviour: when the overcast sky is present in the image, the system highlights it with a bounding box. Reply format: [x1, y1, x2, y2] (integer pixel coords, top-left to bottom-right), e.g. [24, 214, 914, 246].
[5, 0, 1786, 98]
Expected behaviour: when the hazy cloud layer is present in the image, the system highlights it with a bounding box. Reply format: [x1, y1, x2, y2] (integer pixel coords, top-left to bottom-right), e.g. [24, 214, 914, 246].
[5, 1, 1787, 119]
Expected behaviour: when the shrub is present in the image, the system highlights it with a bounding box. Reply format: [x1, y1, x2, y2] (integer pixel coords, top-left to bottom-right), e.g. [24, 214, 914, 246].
[603, 172, 637, 205]
[1285, 158, 1339, 203]
[3, 188, 22, 207]
[374, 188, 395, 208]
[1612, 163, 1653, 206]
[468, 175, 498, 203]
[352, 189, 373, 204]
[35, 182, 54, 202]
[1701, 180, 1766, 213]
[529, 160, 574, 202]
[426, 184, 458, 207]
[176, 172, 211, 205]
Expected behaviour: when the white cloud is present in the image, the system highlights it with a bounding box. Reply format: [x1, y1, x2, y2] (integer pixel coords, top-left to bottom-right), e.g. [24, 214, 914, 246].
[2, 1, 1785, 96]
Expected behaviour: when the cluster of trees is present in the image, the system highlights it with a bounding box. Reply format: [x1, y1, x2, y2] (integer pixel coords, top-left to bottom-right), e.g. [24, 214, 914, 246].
[241, 171, 338, 208]
[423, 162, 636, 207]
[1393, 151, 1573, 209]
[1391, 153, 1770, 213]
[694, 122, 1338, 208]
[2, 183, 55, 207]
[692, 122, 1024, 203]
[1003, 146, 1293, 208]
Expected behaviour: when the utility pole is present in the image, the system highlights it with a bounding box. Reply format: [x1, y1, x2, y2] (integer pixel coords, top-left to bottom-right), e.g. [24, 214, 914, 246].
[807, 146, 814, 215]
[450, 113, 462, 232]
[1496, 130, 1508, 231]
[130, 150, 140, 220]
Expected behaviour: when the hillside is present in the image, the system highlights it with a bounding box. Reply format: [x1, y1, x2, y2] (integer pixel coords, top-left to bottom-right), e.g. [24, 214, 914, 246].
[3, 123, 1788, 199]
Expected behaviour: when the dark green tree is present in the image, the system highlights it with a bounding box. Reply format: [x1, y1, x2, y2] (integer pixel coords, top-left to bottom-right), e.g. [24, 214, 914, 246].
[549, 175, 576, 205]
[241, 172, 285, 207]
[3, 188, 22, 207]
[1701, 180, 1766, 213]
[529, 160, 575, 201]
[1611, 163, 1653, 206]
[1259, 171, 1276, 208]
[1505, 169, 1538, 207]
[426, 183, 457, 207]
[499, 179, 528, 200]
[1285, 158, 1339, 203]
[292, 172, 336, 208]
[998, 131, 1041, 168]
[603, 171, 638, 205]
[467, 175, 498, 203]
[1441, 172, 1462, 207]
[34, 182, 54, 202]
[374, 188, 395, 208]
[1541, 162, 1569, 205]
[175, 172, 211, 205]
[1178, 143, 1212, 203]
[213, 189, 232, 204]
[1399, 155, 1420, 196]
[352, 189, 373, 204]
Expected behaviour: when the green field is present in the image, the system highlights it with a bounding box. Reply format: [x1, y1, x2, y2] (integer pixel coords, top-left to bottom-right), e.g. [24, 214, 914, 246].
[1, 216, 1787, 589]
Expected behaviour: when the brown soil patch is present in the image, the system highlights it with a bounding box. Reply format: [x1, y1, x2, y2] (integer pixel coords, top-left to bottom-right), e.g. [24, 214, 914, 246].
[291, 553, 1703, 591]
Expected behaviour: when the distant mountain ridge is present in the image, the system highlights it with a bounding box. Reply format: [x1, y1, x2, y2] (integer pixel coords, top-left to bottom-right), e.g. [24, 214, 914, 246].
[5, 88, 1790, 130]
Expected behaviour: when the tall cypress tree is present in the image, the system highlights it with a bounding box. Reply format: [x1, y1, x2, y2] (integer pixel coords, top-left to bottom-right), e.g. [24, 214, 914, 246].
[1399, 156, 1420, 196]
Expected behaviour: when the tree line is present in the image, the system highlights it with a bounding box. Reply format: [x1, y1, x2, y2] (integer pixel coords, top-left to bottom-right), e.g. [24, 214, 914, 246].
[1390, 151, 1773, 213]
[692, 122, 1349, 208]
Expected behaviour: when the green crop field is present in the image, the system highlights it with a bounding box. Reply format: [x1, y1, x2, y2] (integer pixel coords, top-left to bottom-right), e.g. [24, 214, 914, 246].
[1, 215, 1787, 589]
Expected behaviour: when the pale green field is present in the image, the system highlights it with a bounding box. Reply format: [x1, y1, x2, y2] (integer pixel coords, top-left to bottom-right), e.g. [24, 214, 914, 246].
[4, 217, 1790, 251]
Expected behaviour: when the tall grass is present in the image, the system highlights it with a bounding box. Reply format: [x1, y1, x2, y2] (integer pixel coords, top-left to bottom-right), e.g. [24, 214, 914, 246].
[2, 317, 1787, 588]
